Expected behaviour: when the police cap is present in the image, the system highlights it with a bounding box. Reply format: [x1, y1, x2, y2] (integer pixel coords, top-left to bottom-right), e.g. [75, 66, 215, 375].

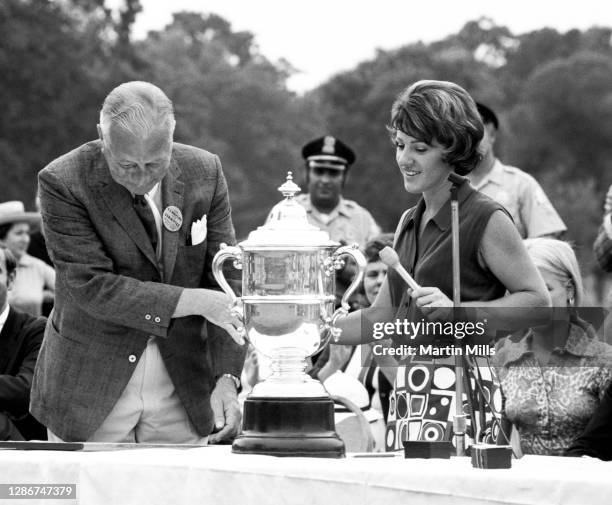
[302, 135, 356, 171]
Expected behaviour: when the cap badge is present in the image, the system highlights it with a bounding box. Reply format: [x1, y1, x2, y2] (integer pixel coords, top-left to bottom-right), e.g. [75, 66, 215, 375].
[322, 136, 336, 154]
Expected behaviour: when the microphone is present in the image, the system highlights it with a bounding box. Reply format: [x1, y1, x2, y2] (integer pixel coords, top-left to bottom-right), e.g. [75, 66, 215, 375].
[379, 246, 421, 291]
[447, 172, 468, 186]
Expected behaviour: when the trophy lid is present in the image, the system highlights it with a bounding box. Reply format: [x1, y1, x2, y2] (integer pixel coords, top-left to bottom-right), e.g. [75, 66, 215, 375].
[241, 172, 336, 248]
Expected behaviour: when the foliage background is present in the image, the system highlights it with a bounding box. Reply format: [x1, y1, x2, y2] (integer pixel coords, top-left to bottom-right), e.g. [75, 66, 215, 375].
[2, 0, 611, 301]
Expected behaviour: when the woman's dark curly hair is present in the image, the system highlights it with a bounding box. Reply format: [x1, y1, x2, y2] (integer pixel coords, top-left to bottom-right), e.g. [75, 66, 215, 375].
[388, 80, 484, 175]
[364, 233, 395, 263]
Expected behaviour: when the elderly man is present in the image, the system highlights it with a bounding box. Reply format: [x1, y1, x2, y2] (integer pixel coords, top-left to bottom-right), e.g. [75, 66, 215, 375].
[31, 81, 245, 444]
[0, 245, 46, 441]
[469, 103, 566, 239]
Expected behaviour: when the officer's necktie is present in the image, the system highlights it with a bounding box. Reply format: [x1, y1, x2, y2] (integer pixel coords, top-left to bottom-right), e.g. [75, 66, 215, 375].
[133, 194, 158, 252]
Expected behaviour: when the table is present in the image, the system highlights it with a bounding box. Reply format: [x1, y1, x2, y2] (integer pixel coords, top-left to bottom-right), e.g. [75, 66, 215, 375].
[0, 446, 609, 505]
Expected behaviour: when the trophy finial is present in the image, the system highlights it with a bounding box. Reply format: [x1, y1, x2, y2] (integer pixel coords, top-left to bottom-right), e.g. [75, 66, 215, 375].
[278, 171, 301, 199]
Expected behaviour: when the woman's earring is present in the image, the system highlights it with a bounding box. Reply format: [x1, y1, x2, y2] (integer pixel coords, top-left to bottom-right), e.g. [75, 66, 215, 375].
[567, 296, 575, 307]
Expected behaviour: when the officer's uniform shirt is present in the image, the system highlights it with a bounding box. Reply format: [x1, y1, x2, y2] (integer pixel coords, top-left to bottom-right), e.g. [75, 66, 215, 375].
[472, 159, 566, 238]
[295, 193, 381, 247]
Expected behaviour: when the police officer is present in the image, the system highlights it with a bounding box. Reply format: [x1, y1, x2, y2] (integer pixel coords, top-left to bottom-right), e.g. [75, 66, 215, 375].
[295, 135, 381, 248]
[469, 103, 566, 239]
[295, 136, 381, 376]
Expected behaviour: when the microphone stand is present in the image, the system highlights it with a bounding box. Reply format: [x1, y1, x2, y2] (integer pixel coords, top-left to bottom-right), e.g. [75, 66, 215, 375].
[447, 174, 514, 467]
[448, 173, 468, 457]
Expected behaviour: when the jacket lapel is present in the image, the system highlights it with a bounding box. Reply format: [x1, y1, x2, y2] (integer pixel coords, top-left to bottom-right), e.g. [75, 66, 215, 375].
[93, 154, 160, 269]
[161, 157, 184, 283]
[0, 308, 20, 373]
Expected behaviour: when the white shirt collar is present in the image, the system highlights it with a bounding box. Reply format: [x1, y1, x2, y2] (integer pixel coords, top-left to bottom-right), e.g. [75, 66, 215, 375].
[147, 182, 160, 199]
[0, 304, 10, 334]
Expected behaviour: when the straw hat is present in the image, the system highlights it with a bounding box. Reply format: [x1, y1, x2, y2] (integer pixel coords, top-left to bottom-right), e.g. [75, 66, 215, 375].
[0, 201, 40, 226]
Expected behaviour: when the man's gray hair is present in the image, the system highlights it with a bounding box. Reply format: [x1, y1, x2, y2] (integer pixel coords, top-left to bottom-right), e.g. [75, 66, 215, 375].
[99, 81, 175, 141]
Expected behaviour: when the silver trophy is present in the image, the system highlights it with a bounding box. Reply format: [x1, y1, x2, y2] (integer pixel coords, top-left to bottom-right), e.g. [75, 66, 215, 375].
[212, 172, 366, 457]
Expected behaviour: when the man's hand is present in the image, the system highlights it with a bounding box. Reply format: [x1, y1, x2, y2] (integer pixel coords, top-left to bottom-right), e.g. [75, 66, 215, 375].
[208, 376, 241, 444]
[173, 289, 245, 344]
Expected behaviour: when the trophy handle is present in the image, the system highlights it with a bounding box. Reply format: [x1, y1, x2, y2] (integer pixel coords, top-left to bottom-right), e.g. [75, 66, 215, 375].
[212, 243, 242, 307]
[328, 244, 367, 339]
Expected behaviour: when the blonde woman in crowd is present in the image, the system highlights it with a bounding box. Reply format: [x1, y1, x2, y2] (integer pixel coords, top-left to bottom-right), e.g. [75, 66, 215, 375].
[496, 238, 612, 455]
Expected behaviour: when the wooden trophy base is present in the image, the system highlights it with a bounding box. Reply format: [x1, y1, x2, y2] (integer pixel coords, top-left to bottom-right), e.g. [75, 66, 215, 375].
[232, 396, 345, 458]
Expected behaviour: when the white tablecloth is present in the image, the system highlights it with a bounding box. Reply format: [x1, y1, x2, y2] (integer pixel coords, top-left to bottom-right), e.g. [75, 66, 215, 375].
[0, 446, 609, 505]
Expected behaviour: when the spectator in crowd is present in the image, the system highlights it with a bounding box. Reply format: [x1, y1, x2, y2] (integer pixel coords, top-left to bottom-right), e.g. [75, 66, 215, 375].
[27, 194, 54, 317]
[0, 201, 55, 317]
[593, 184, 612, 272]
[317, 234, 394, 421]
[566, 381, 612, 461]
[495, 238, 612, 455]
[469, 102, 566, 239]
[319, 235, 397, 452]
[0, 245, 46, 441]
[31, 81, 246, 444]
[330, 80, 549, 451]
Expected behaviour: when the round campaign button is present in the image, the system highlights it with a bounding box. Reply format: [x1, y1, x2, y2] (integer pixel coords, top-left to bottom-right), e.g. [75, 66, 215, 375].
[163, 206, 182, 232]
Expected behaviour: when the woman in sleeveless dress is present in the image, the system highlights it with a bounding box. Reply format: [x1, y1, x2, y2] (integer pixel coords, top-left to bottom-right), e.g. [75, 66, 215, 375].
[334, 80, 550, 451]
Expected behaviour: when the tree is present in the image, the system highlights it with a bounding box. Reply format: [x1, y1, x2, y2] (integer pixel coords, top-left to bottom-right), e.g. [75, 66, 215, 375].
[312, 38, 501, 231]
[507, 52, 612, 183]
[0, 0, 144, 203]
[138, 12, 325, 237]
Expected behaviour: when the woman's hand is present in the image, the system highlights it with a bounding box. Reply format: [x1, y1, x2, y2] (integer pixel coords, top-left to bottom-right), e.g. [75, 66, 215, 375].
[410, 286, 453, 320]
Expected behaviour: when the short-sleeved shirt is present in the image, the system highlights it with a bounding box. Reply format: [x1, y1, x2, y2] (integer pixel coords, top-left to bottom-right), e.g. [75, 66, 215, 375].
[472, 159, 566, 239]
[294, 194, 381, 247]
[9, 253, 55, 317]
[495, 320, 612, 456]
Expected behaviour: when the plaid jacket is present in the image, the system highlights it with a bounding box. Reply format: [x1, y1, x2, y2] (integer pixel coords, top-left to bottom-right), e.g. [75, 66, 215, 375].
[31, 141, 245, 441]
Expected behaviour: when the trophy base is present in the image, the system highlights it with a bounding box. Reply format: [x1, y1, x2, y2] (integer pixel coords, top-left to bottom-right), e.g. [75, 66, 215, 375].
[232, 396, 345, 458]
